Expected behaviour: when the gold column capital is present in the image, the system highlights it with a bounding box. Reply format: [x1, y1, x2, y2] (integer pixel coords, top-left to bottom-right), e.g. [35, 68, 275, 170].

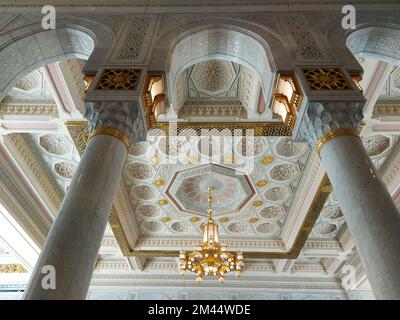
[89, 128, 130, 151]
[316, 128, 359, 156]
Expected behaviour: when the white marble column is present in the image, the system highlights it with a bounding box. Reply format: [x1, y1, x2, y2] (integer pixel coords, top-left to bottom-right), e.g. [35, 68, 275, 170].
[298, 101, 400, 300]
[23, 101, 146, 300]
[320, 133, 400, 300]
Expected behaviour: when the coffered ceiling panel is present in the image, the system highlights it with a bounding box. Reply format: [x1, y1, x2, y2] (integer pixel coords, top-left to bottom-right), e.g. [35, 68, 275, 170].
[124, 135, 310, 240]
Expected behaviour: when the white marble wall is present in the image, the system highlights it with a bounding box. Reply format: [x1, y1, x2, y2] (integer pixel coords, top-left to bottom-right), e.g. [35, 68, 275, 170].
[84, 288, 374, 300]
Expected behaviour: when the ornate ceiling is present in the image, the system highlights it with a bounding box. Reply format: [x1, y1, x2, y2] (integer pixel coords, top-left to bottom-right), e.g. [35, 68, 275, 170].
[173, 59, 260, 120]
[124, 134, 310, 239]
[1, 56, 400, 298]
[166, 164, 256, 216]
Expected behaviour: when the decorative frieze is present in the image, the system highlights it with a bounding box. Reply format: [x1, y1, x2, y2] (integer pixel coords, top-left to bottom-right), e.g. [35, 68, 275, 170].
[285, 16, 323, 61]
[0, 102, 58, 116]
[372, 99, 400, 119]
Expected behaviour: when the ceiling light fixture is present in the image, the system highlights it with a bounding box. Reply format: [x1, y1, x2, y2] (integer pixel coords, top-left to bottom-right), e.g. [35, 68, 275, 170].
[178, 186, 244, 283]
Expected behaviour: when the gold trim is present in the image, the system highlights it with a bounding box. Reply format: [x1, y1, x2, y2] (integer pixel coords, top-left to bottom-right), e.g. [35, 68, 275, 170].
[261, 156, 273, 165]
[0, 264, 28, 273]
[83, 74, 95, 93]
[155, 121, 292, 136]
[89, 128, 130, 151]
[350, 73, 363, 92]
[142, 73, 295, 136]
[253, 200, 263, 207]
[256, 180, 268, 187]
[154, 179, 165, 187]
[316, 128, 359, 156]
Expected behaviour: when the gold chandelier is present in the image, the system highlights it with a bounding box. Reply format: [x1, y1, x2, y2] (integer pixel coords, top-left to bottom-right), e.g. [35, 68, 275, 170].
[178, 186, 244, 282]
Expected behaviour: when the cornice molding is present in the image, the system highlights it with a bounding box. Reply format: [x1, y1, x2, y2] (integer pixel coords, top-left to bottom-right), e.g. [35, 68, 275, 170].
[0, 102, 58, 117]
[0, 1, 397, 11]
[90, 273, 344, 291]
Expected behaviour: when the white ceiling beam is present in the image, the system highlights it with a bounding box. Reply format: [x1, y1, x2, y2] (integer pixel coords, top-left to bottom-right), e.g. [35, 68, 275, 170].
[43, 64, 85, 120]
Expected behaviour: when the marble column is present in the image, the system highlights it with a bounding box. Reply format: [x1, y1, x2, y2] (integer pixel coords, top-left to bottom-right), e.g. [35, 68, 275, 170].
[299, 101, 400, 300]
[23, 101, 146, 300]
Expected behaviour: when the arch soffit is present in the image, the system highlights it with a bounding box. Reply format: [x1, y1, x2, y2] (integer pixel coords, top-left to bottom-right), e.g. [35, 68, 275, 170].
[0, 16, 114, 100]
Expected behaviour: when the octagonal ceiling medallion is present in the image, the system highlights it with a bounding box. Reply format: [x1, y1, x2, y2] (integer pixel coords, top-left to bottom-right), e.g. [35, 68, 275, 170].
[166, 164, 255, 216]
[191, 60, 236, 95]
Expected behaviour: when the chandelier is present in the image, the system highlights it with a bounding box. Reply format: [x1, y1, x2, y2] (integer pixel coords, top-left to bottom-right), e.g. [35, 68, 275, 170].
[178, 186, 244, 282]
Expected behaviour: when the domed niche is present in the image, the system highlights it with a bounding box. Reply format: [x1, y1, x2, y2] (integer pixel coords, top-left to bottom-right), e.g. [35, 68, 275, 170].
[321, 206, 344, 221]
[269, 162, 299, 182]
[125, 162, 155, 181]
[236, 137, 265, 157]
[227, 221, 249, 234]
[259, 206, 286, 220]
[264, 186, 291, 202]
[141, 220, 165, 233]
[54, 161, 77, 180]
[275, 137, 307, 158]
[314, 222, 337, 237]
[170, 221, 192, 233]
[40, 134, 72, 156]
[130, 184, 158, 201]
[256, 222, 279, 234]
[137, 204, 162, 218]
[130, 141, 150, 157]
[363, 135, 390, 157]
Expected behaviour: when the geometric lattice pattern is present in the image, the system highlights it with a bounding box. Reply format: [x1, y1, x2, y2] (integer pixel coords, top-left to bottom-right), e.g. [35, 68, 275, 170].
[96, 69, 141, 90]
[303, 68, 351, 90]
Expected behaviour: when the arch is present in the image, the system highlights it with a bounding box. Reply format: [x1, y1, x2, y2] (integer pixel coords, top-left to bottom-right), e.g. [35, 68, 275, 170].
[346, 25, 400, 65]
[167, 25, 277, 114]
[0, 17, 114, 101]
